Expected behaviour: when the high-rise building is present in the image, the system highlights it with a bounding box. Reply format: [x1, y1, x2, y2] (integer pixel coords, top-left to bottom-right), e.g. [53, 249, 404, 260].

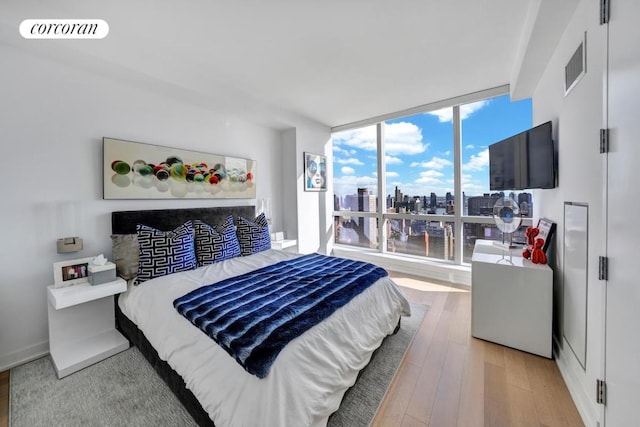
[467, 193, 502, 216]
[414, 197, 423, 213]
[395, 186, 403, 203]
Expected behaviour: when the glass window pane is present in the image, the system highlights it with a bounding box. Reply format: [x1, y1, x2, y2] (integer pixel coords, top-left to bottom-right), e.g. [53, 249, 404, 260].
[332, 125, 379, 213]
[386, 218, 455, 261]
[460, 95, 533, 218]
[334, 215, 379, 249]
[384, 109, 454, 215]
[463, 222, 529, 263]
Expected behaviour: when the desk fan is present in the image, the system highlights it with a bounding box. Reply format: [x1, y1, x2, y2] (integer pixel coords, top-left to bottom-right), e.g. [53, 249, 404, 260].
[492, 196, 522, 248]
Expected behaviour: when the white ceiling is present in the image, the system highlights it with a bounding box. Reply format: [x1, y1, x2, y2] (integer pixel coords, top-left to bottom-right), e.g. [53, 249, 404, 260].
[1, 0, 579, 129]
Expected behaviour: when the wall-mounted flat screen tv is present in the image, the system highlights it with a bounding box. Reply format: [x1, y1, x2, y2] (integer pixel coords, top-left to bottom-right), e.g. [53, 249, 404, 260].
[489, 121, 556, 191]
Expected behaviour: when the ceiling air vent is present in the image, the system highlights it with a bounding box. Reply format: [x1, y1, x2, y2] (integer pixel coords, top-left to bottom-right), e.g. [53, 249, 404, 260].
[565, 32, 586, 96]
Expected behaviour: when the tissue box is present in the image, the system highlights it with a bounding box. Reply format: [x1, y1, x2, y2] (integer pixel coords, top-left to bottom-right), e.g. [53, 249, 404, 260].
[271, 231, 285, 241]
[88, 262, 116, 286]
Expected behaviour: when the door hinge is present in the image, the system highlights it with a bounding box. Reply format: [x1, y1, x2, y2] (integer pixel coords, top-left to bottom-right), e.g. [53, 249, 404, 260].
[599, 256, 609, 280]
[596, 379, 607, 405]
[600, 0, 610, 24]
[600, 128, 609, 153]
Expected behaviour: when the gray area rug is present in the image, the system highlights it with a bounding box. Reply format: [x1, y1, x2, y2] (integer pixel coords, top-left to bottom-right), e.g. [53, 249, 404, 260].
[11, 303, 427, 427]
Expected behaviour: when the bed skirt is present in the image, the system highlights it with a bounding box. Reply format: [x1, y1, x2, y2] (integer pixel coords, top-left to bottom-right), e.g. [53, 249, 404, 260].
[115, 296, 215, 427]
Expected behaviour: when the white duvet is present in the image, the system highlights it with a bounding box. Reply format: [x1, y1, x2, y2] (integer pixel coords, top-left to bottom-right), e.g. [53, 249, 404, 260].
[118, 249, 411, 427]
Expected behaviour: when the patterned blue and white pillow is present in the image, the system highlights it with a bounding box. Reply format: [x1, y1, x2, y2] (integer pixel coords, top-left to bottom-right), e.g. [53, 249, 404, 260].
[236, 213, 271, 256]
[136, 221, 197, 283]
[193, 217, 241, 267]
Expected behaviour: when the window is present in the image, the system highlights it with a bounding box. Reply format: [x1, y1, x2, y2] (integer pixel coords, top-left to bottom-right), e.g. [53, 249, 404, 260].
[332, 88, 533, 265]
[384, 110, 454, 216]
[333, 125, 379, 249]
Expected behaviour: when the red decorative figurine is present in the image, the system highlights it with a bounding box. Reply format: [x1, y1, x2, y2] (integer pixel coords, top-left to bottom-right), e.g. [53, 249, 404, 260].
[522, 226, 547, 264]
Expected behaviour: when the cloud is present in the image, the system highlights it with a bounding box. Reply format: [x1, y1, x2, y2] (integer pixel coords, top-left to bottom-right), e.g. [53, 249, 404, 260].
[415, 170, 445, 185]
[419, 170, 444, 178]
[410, 157, 453, 169]
[341, 166, 355, 175]
[384, 122, 428, 155]
[463, 148, 489, 172]
[386, 171, 399, 178]
[332, 122, 426, 160]
[333, 174, 378, 198]
[465, 144, 474, 150]
[332, 126, 377, 151]
[427, 100, 490, 123]
[386, 155, 403, 165]
[415, 176, 444, 185]
[334, 157, 364, 166]
[463, 183, 487, 194]
[461, 173, 491, 195]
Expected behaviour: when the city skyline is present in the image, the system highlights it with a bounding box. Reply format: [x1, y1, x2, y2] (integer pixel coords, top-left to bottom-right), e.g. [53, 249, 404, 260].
[335, 184, 532, 218]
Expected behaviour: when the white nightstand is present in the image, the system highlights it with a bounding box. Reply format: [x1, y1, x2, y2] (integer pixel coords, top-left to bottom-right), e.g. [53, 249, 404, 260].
[271, 239, 297, 251]
[47, 278, 129, 378]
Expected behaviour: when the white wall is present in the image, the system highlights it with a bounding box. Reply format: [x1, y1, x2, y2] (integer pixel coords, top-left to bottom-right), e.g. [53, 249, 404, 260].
[532, 1, 605, 425]
[0, 44, 289, 370]
[290, 126, 333, 255]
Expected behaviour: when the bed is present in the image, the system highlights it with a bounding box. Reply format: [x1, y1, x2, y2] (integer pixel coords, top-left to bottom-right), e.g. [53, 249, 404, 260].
[111, 206, 411, 426]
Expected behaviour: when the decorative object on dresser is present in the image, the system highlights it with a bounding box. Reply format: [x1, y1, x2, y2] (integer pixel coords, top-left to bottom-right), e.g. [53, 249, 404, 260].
[536, 217, 556, 253]
[492, 196, 522, 248]
[103, 137, 256, 200]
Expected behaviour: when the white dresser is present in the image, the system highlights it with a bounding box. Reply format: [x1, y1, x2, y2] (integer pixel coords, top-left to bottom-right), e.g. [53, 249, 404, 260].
[471, 239, 553, 358]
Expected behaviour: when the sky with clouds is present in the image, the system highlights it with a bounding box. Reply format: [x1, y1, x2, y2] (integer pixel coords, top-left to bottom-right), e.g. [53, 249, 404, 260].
[332, 94, 532, 201]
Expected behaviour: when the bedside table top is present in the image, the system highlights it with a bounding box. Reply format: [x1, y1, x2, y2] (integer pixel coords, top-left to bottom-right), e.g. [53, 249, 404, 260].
[47, 277, 127, 310]
[271, 239, 297, 250]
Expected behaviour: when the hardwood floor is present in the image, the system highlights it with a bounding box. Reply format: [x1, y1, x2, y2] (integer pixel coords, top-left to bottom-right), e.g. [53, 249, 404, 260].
[0, 370, 8, 427]
[0, 272, 583, 427]
[373, 272, 584, 427]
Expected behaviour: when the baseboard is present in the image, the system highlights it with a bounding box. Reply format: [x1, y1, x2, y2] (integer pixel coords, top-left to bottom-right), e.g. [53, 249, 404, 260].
[554, 337, 600, 427]
[332, 246, 471, 287]
[0, 340, 49, 372]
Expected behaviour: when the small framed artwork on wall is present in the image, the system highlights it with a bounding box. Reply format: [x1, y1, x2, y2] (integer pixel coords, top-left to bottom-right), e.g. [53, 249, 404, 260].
[53, 257, 93, 288]
[304, 152, 326, 192]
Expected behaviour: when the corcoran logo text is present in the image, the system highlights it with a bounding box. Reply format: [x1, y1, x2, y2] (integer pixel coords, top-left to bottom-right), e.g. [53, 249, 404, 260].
[20, 19, 109, 39]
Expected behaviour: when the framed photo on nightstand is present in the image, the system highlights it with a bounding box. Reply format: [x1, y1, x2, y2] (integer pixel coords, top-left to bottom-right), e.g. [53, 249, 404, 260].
[53, 257, 93, 288]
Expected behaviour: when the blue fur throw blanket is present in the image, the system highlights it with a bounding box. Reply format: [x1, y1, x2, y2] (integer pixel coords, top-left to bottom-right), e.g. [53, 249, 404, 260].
[173, 253, 388, 378]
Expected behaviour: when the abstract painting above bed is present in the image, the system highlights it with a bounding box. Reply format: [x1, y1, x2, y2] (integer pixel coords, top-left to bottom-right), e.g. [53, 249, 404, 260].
[104, 137, 257, 200]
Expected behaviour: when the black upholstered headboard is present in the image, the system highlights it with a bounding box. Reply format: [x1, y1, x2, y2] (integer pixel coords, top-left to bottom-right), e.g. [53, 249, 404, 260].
[111, 206, 255, 234]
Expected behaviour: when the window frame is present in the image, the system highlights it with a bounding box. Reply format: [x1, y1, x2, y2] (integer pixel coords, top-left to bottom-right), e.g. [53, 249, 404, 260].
[331, 86, 533, 266]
